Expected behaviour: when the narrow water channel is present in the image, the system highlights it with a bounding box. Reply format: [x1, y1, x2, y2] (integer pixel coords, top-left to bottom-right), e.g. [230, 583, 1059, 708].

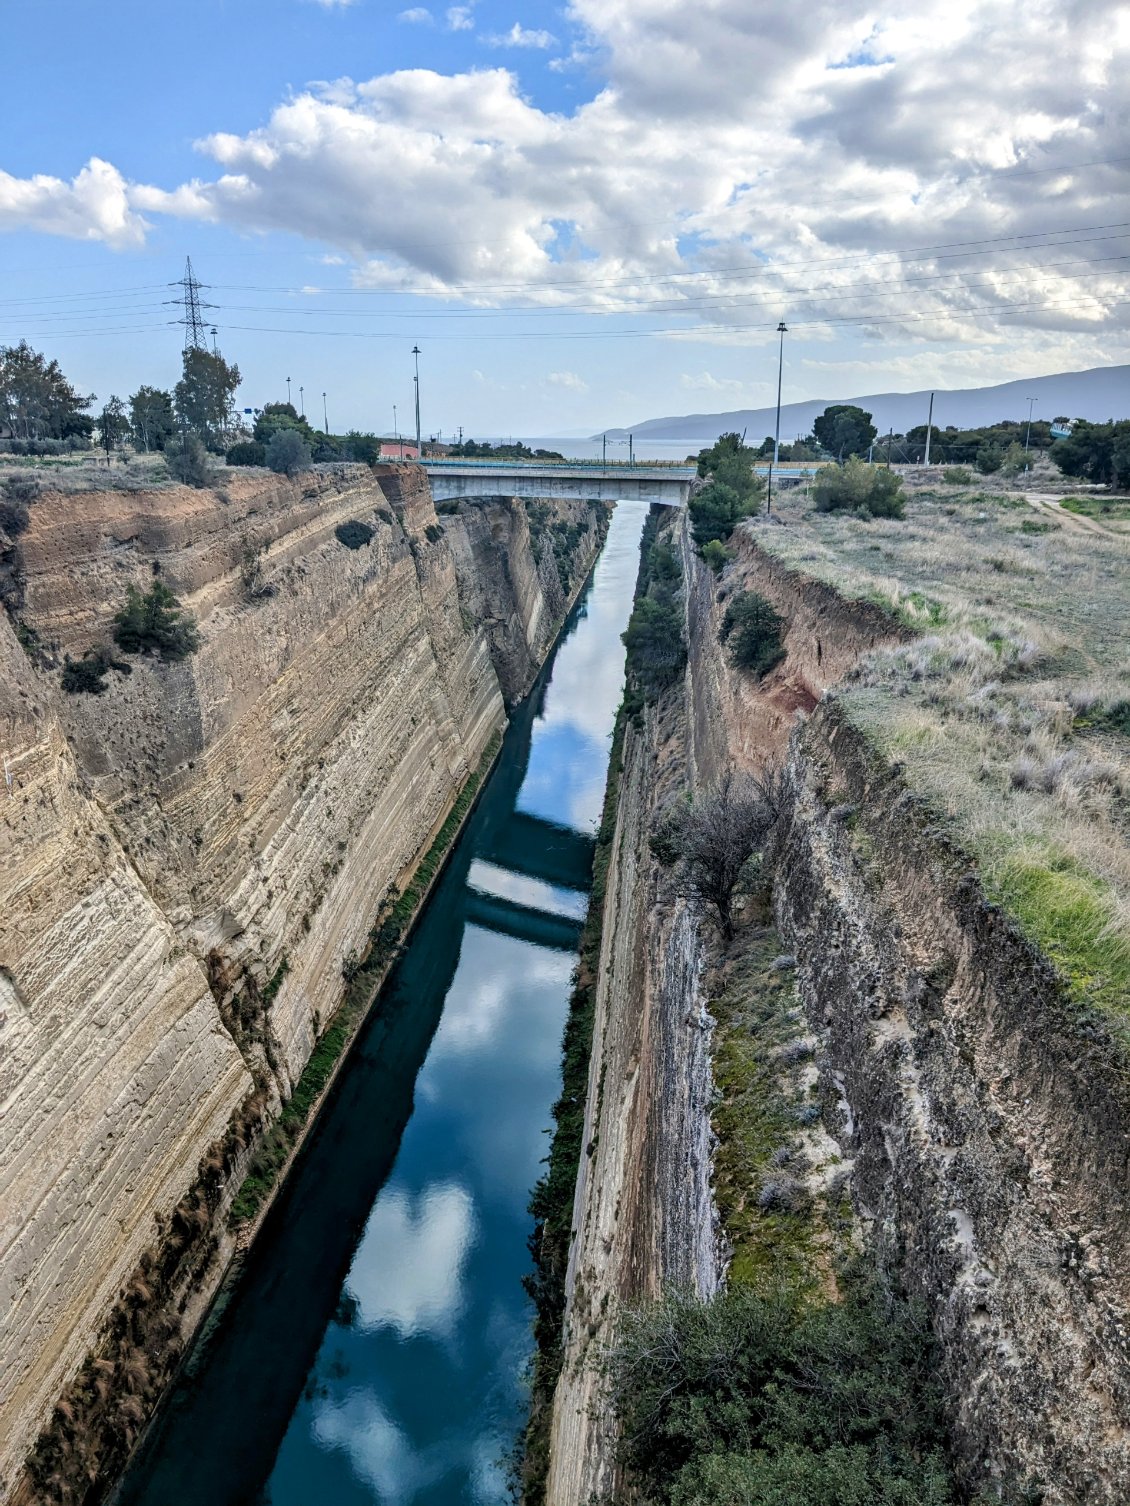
[115, 500, 649, 1506]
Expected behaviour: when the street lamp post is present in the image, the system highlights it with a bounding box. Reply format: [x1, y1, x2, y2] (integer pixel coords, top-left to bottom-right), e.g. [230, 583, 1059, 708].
[286, 376, 291, 407]
[393, 404, 398, 446]
[766, 322, 788, 517]
[412, 345, 422, 459]
[323, 392, 328, 434]
[629, 433, 634, 466]
[299, 386, 305, 419]
[602, 433, 607, 467]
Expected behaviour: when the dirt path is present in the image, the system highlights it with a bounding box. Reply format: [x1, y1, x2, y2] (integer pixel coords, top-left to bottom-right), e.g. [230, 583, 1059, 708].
[1022, 493, 1114, 536]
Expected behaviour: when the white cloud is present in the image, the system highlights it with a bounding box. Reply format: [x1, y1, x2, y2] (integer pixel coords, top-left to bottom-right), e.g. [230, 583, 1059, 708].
[0, 158, 148, 249]
[398, 5, 432, 20]
[547, 369, 588, 392]
[680, 371, 750, 394]
[486, 22, 557, 48]
[3, 0, 1128, 364]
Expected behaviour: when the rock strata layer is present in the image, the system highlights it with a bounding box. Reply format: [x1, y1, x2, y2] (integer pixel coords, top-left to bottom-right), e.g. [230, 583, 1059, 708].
[0, 463, 604, 1501]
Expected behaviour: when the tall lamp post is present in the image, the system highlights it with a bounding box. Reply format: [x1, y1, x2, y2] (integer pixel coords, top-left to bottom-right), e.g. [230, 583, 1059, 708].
[322, 391, 328, 434]
[412, 345, 422, 459]
[286, 376, 292, 407]
[766, 322, 788, 517]
[923, 391, 935, 467]
[299, 385, 305, 419]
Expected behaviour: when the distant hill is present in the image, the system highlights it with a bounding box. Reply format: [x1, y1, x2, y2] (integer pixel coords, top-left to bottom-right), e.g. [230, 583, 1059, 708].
[598, 365, 1129, 445]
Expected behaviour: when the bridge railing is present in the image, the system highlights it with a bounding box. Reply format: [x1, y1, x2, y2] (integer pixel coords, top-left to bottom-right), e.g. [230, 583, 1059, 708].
[418, 456, 696, 472]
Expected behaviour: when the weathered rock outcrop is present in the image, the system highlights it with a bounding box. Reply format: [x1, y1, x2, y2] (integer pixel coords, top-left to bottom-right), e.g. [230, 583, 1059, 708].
[0, 463, 604, 1501]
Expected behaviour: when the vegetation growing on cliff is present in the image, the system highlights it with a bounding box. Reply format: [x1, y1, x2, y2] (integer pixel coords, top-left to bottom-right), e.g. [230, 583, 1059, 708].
[720, 589, 786, 678]
[610, 1277, 960, 1506]
[114, 580, 200, 661]
[812, 456, 906, 518]
[621, 516, 686, 714]
[690, 433, 765, 550]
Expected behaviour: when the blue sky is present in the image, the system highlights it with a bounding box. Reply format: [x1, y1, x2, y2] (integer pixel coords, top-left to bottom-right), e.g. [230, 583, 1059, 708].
[2, 0, 1128, 437]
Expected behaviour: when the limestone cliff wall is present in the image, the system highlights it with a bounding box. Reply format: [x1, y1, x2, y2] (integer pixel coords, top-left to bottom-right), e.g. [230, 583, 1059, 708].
[0, 464, 598, 1501]
[776, 705, 1130, 1503]
[547, 504, 1130, 1505]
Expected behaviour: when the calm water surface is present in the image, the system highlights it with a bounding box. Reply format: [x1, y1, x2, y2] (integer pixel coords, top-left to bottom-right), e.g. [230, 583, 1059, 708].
[116, 500, 648, 1506]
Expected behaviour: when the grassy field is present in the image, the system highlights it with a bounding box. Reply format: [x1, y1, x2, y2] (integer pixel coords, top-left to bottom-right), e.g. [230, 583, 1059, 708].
[754, 486, 1130, 1020]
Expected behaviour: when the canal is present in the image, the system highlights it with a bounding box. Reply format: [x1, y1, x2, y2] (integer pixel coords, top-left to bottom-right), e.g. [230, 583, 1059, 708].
[115, 499, 649, 1506]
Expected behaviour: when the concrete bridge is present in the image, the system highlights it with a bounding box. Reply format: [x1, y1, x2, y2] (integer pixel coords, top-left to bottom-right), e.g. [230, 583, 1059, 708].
[423, 458, 696, 506]
[422, 457, 822, 505]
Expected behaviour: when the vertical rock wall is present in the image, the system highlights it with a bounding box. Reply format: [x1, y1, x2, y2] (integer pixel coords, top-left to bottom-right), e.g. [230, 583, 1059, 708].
[0, 464, 602, 1500]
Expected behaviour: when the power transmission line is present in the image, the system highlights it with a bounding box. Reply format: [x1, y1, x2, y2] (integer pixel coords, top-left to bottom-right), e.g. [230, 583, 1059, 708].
[169, 257, 215, 351]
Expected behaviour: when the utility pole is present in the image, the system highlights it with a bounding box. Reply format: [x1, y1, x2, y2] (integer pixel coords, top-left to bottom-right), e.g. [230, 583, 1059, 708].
[629, 433, 634, 466]
[923, 391, 935, 467]
[299, 386, 305, 419]
[287, 377, 292, 408]
[412, 345, 422, 459]
[886, 429, 894, 469]
[210, 327, 219, 356]
[323, 392, 329, 433]
[393, 404, 398, 445]
[602, 433, 607, 467]
[1024, 396, 1038, 471]
[766, 321, 787, 517]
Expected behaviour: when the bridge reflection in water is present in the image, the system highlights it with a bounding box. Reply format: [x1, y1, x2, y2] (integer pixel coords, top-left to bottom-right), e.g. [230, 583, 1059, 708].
[115, 500, 650, 1506]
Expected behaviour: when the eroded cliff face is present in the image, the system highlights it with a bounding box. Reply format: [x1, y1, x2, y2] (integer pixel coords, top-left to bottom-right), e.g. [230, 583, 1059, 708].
[777, 705, 1130, 1503]
[0, 464, 604, 1501]
[547, 506, 1130, 1504]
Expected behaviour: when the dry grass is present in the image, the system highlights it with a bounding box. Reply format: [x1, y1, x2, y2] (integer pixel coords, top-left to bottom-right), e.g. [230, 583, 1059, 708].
[0, 450, 174, 493]
[751, 488, 1130, 1017]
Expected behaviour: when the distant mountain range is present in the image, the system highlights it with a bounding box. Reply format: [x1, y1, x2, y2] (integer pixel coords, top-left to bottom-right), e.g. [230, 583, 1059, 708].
[597, 364, 1129, 445]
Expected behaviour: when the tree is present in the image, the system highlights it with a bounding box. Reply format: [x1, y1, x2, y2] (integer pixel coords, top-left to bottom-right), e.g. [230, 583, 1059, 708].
[266, 428, 312, 477]
[696, 431, 763, 503]
[812, 457, 905, 519]
[227, 440, 267, 467]
[174, 348, 241, 451]
[0, 340, 93, 441]
[253, 402, 316, 447]
[97, 396, 131, 464]
[652, 769, 783, 936]
[345, 431, 382, 465]
[721, 590, 786, 678]
[129, 386, 175, 452]
[975, 444, 1003, 474]
[1052, 420, 1130, 487]
[113, 580, 200, 661]
[811, 404, 877, 459]
[165, 433, 212, 488]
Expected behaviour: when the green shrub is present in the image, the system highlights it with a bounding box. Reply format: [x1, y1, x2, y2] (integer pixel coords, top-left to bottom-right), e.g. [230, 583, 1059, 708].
[266, 428, 312, 477]
[334, 519, 375, 550]
[0, 498, 30, 536]
[113, 581, 200, 661]
[812, 458, 905, 519]
[975, 445, 1003, 474]
[226, 440, 267, 467]
[622, 596, 685, 697]
[165, 433, 212, 488]
[424, 522, 444, 543]
[701, 539, 731, 575]
[690, 482, 751, 546]
[722, 590, 786, 678]
[60, 645, 131, 694]
[942, 466, 973, 486]
[610, 1280, 959, 1506]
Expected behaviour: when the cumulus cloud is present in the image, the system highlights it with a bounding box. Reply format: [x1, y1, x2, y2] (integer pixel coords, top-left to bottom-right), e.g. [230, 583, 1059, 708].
[486, 22, 557, 48]
[3, 0, 1128, 360]
[0, 158, 148, 249]
[398, 5, 432, 20]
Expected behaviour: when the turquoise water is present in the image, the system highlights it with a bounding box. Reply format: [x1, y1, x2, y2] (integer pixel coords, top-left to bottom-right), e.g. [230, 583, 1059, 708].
[115, 500, 648, 1506]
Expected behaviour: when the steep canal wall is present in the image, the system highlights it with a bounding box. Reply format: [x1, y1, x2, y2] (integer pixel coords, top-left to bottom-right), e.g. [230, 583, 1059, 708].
[0, 462, 607, 1503]
[544, 501, 1130, 1504]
